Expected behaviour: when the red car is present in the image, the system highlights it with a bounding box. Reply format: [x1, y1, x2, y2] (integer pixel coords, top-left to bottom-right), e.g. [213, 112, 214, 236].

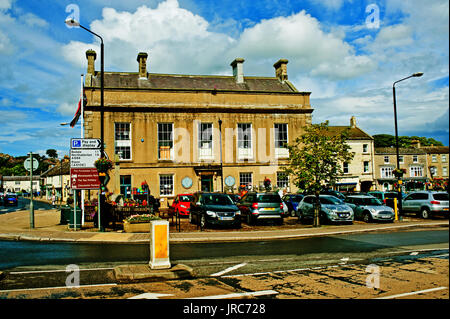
[169, 194, 194, 216]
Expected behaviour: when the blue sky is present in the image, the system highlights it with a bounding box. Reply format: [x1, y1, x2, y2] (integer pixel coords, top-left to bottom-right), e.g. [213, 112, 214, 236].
[0, 0, 448, 158]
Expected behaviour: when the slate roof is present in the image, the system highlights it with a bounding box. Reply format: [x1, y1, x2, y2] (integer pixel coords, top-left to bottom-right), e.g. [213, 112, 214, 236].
[327, 126, 374, 140]
[419, 146, 449, 154]
[40, 161, 70, 177]
[88, 72, 303, 93]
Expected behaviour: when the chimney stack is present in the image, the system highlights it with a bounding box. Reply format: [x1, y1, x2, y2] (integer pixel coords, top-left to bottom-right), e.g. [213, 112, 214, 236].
[230, 58, 245, 84]
[273, 59, 288, 82]
[86, 49, 97, 75]
[137, 52, 148, 79]
[350, 116, 357, 128]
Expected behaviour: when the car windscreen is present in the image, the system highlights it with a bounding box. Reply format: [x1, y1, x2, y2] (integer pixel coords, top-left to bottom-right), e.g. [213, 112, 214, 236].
[319, 196, 342, 205]
[203, 194, 234, 206]
[179, 195, 193, 202]
[433, 193, 449, 200]
[257, 194, 281, 203]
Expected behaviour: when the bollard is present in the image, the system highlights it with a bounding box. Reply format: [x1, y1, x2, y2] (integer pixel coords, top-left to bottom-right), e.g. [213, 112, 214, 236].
[149, 220, 171, 269]
[394, 198, 398, 221]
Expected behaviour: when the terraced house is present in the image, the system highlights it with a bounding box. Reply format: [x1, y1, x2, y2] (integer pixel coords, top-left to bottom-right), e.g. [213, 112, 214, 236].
[82, 51, 313, 205]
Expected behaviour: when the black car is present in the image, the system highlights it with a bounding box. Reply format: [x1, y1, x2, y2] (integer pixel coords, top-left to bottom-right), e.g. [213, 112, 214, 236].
[237, 191, 284, 225]
[189, 192, 241, 229]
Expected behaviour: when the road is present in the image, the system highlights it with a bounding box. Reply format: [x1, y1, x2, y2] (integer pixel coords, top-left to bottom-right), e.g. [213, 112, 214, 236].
[0, 228, 448, 300]
[0, 196, 53, 215]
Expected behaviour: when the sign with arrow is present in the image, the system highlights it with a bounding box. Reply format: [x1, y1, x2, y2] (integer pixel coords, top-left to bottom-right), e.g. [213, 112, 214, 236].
[71, 138, 102, 149]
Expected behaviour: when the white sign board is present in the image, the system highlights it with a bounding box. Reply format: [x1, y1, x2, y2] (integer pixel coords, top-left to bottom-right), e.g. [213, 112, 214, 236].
[70, 149, 100, 168]
[71, 138, 101, 149]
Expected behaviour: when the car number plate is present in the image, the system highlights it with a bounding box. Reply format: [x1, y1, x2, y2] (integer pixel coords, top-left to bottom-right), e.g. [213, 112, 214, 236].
[220, 217, 234, 221]
[265, 208, 276, 210]
[444, 208, 449, 211]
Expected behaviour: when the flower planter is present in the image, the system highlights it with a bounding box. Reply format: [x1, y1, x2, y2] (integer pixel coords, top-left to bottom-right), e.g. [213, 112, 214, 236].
[123, 221, 151, 233]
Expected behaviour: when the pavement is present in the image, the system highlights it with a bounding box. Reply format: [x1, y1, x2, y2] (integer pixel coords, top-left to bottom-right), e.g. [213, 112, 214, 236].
[0, 206, 448, 244]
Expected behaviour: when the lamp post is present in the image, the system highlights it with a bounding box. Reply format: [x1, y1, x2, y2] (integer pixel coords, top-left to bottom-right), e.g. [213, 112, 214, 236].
[392, 72, 423, 213]
[65, 19, 104, 159]
[218, 119, 224, 192]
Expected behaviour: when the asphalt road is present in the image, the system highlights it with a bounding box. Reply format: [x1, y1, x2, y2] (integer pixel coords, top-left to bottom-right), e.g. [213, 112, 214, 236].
[0, 197, 53, 215]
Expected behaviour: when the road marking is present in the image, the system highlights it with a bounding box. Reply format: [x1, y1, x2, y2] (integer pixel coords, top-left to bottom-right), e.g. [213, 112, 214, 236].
[0, 283, 117, 293]
[10, 267, 114, 275]
[128, 293, 174, 299]
[410, 252, 419, 255]
[188, 290, 278, 299]
[211, 263, 247, 277]
[375, 287, 448, 299]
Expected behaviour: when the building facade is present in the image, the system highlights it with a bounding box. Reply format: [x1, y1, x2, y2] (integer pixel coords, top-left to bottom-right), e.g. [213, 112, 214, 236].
[82, 51, 313, 205]
[330, 117, 376, 193]
[41, 160, 71, 202]
[2, 175, 41, 194]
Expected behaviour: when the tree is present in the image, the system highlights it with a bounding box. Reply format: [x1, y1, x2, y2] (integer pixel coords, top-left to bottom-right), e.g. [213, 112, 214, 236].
[46, 149, 58, 159]
[282, 121, 354, 227]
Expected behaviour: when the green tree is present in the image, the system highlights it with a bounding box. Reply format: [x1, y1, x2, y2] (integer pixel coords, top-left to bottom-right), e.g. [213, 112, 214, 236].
[46, 149, 58, 159]
[282, 121, 354, 227]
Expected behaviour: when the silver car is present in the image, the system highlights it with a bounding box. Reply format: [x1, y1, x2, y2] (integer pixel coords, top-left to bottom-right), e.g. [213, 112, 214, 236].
[402, 191, 449, 219]
[345, 195, 395, 222]
[297, 195, 354, 224]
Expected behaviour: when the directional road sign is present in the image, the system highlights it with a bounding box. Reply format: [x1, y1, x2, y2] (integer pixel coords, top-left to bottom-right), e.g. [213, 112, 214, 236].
[70, 149, 101, 168]
[71, 168, 100, 190]
[71, 138, 102, 149]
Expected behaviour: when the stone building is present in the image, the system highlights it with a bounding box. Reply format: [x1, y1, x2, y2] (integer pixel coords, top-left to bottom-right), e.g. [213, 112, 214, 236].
[329, 116, 375, 192]
[82, 51, 313, 205]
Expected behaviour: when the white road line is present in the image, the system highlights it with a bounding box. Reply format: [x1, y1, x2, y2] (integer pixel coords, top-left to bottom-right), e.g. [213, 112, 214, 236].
[10, 267, 114, 275]
[188, 290, 279, 299]
[375, 287, 448, 299]
[0, 283, 117, 293]
[210, 263, 247, 277]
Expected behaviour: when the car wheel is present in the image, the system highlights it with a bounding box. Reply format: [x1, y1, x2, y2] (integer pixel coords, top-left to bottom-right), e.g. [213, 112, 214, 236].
[420, 208, 431, 219]
[363, 212, 372, 223]
[290, 209, 296, 217]
[319, 212, 328, 225]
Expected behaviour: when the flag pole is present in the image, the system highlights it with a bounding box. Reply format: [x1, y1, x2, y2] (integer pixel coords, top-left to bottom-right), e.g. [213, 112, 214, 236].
[80, 74, 85, 226]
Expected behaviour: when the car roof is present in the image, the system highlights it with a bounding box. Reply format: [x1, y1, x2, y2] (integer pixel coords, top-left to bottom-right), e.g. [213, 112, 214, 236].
[346, 195, 375, 198]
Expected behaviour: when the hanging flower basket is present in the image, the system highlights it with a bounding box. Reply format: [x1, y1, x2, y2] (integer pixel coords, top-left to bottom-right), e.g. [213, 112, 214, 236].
[393, 168, 406, 178]
[94, 158, 114, 173]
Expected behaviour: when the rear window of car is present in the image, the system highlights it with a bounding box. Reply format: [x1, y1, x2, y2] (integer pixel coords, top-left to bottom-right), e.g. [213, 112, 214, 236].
[257, 194, 281, 203]
[433, 193, 449, 200]
[202, 194, 233, 205]
[320, 196, 342, 205]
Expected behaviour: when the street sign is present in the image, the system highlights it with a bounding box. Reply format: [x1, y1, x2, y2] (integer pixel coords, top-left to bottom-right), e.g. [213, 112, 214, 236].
[71, 168, 100, 189]
[70, 149, 101, 168]
[71, 138, 102, 149]
[24, 157, 39, 172]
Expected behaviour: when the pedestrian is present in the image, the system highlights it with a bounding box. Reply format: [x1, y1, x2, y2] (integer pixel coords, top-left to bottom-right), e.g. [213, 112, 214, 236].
[52, 194, 56, 206]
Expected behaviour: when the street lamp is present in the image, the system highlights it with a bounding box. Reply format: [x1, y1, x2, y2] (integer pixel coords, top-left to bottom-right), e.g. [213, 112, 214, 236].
[218, 119, 224, 192]
[392, 72, 423, 212]
[65, 18, 104, 159]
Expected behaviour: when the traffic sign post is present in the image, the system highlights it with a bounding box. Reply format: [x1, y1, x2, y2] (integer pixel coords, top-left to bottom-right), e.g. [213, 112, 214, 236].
[25, 152, 39, 229]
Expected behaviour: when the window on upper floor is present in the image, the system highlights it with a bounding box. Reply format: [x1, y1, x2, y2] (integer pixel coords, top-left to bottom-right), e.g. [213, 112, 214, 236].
[343, 162, 349, 174]
[237, 123, 252, 159]
[115, 122, 131, 160]
[413, 155, 418, 163]
[364, 161, 370, 173]
[442, 154, 447, 163]
[158, 123, 174, 160]
[432, 154, 437, 162]
[384, 156, 389, 164]
[363, 144, 369, 153]
[198, 122, 213, 160]
[274, 123, 288, 158]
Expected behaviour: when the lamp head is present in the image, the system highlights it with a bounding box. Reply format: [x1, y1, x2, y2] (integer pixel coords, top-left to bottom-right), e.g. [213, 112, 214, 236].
[412, 72, 424, 77]
[65, 18, 80, 27]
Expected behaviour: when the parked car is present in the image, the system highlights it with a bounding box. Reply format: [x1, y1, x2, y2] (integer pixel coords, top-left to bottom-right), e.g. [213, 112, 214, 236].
[321, 189, 346, 200]
[189, 192, 241, 228]
[169, 194, 194, 217]
[4, 193, 18, 206]
[401, 191, 449, 219]
[237, 191, 284, 225]
[344, 195, 395, 222]
[297, 195, 353, 224]
[368, 191, 406, 205]
[282, 194, 305, 217]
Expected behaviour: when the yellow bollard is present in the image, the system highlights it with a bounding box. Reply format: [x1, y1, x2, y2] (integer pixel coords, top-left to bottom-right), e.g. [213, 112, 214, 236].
[149, 220, 171, 269]
[394, 198, 398, 221]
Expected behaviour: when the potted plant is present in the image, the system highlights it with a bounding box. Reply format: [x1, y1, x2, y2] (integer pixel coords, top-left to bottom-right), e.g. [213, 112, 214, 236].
[393, 168, 406, 178]
[123, 214, 161, 233]
[263, 177, 271, 191]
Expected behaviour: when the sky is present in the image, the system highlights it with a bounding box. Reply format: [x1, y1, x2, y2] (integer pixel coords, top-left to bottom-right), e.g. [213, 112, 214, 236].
[0, 0, 448, 158]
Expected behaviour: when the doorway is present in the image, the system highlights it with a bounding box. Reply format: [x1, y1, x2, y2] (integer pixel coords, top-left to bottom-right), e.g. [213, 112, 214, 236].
[201, 176, 213, 192]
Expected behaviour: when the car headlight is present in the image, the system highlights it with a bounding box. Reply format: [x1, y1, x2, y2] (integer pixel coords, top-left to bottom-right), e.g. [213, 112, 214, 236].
[235, 210, 241, 215]
[206, 211, 216, 217]
[180, 204, 186, 208]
